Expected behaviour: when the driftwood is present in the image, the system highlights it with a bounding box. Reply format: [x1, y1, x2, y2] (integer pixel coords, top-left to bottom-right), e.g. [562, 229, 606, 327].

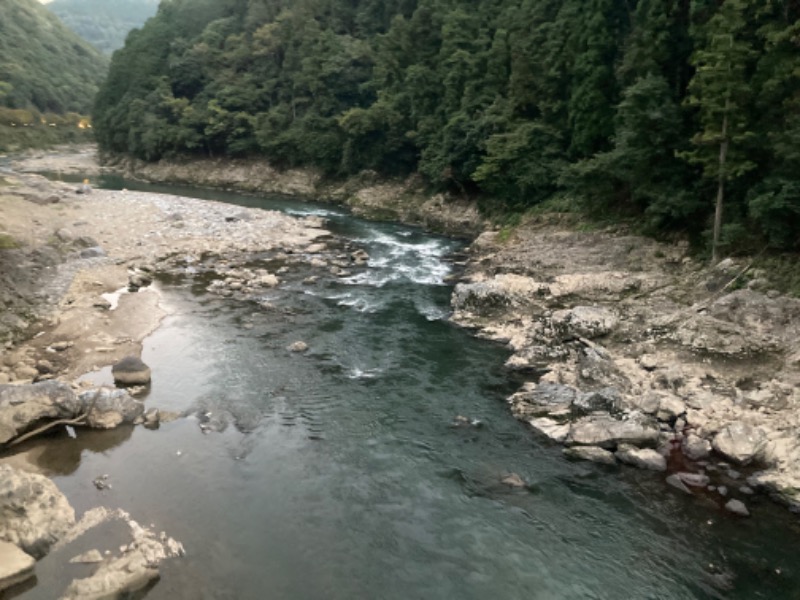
[7, 414, 87, 448]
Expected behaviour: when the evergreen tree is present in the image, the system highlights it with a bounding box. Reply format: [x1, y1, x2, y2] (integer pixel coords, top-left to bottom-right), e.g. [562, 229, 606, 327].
[684, 0, 757, 261]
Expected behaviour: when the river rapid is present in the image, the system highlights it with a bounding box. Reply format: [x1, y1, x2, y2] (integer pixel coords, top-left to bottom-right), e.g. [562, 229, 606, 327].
[14, 178, 800, 599]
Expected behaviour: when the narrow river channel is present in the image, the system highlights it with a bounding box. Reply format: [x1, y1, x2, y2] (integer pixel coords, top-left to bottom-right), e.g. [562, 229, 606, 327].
[15, 177, 800, 599]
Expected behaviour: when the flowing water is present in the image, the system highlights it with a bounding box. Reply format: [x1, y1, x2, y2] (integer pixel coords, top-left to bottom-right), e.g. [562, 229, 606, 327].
[11, 177, 800, 599]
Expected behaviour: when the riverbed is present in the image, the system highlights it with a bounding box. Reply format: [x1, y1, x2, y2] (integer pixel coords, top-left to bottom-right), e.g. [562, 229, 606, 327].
[8, 179, 800, 599]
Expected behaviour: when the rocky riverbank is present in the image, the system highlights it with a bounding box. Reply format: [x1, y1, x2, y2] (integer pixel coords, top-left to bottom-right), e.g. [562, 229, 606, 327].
[3, 146, 800, 596]
[102, 148, 800, 518]
[109, 153, 486, 237]
[0, 154, 346, 597]
[451, 220, 800, 516]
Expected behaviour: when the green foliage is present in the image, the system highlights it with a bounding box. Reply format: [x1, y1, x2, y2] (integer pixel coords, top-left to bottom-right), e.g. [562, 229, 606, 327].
[0, 0, 107, 115]
[0, 107, 94, 152]
[0, 234, 18, 250]
[47, 0, 159, 54]
[93, 0, 800, 255]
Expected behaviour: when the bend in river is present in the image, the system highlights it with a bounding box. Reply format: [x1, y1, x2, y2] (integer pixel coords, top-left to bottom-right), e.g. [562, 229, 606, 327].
[14, 179, 800, 599]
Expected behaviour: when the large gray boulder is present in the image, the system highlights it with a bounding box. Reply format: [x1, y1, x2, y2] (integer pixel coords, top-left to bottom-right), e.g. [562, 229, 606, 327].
[509, 382, 579, 420]
[451, 275, 547, 315]
[615, 444, 667, 471]
[712, 423, 768, 465]
[0, 383, 143, 444]
[0, 540, 35, 592]
[567, 413, 659, 449]
[551, 305, 618, 340]
[111, 356, 151, 386]
[78, 388, 145, 429]
[0, 381, 80, 444]
[0, 465, 75, 558]
[528, 417, 570, 443]
[682, 433, 712, 460]
[563, 446, 617, 466]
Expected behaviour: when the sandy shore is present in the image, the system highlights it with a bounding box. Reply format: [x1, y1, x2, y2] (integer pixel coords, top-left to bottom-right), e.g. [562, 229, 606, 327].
[0, 157, 330, 385]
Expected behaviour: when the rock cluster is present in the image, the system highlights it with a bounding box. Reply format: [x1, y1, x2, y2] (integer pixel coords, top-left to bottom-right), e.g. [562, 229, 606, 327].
[0, 466, 185, 598]
[0, 465, 76, 558]
[452, 226, 800, 515]
[0, 381, 145, 444]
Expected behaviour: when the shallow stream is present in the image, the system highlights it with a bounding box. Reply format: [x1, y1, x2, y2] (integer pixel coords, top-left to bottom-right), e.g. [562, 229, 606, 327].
[12, 178, 800, 599]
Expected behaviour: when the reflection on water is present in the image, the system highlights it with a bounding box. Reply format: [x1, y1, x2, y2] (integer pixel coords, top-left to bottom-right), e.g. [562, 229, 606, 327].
[2, 426, 133, 477]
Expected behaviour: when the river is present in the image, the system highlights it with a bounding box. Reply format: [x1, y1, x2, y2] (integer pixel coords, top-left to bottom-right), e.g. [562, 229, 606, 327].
[13, 177, 800, 599]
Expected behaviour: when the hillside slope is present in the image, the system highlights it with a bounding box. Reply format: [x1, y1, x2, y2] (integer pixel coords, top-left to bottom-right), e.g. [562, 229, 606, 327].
[0, 0, 108, 114]
[47, 0, 159, 54]
[94, 0, 800, 256]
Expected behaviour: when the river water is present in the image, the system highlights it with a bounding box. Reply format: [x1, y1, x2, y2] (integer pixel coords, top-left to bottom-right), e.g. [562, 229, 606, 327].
[13, 178, 800, 599]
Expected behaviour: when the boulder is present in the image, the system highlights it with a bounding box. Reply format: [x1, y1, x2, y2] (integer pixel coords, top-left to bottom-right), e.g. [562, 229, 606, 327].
[0, 465, 75, 558]
[257, 273, 279, 287]
[655, 394, 686, 422]
[509, 383, 577, 419]
[0, 541, 35, 592]
[563, 446, 617, 466]
[111, 356, 151, 386]
[0, 381, 81, 444]
[287, 341, 309, 353]
[451, 275, 546, 315]
[571, 387, 621, 415]
[567, 413, 659, 449]
[615, 444, 667, 471]
[682, 433, 712, 460]
[528, 417, 570, 443]
[78, 387, 144, 429]
[551, 305, 618, 340]
[712, 423, 768, 465]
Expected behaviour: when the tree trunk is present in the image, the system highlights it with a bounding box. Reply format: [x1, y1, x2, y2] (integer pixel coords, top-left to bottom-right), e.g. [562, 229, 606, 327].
[712, 108, 729, 264]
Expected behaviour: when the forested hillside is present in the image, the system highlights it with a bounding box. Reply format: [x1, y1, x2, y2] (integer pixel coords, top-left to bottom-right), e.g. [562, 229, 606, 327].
[94, 0, 800, 252]
[0, 0, 107, 114]
[47, 0, 160, 54]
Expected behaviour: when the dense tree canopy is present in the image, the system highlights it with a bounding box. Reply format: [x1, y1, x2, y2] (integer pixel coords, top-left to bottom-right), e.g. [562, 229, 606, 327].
[0, 0, 107, 114]
[94, 0, 800, 252]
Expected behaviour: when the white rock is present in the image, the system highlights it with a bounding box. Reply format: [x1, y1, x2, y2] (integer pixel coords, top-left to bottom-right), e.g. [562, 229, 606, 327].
[724, 499, 750, 517]
[0, 541, 35, 592]
[615, 445, 667, 471]
[682, 434, 712, 460]
[563, 446, 617, 466]
[529, 417, 570, 443]
[712, 423, 768, 465]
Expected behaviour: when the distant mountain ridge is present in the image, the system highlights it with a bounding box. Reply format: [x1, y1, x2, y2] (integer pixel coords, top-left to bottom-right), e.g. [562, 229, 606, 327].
[0, 0, 107, 114]
[47, 0, 159, 54]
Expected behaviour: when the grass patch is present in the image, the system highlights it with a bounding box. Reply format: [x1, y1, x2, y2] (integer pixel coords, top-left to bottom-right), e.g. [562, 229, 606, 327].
[753, 254, 800, 297]
[0, 233, 18, 249]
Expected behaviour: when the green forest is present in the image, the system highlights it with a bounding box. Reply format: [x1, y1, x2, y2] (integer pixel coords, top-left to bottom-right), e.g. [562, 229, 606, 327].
[92, 0, 799, 252]
[48, 0, 160, 54]
[0, 0, 107, 114]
